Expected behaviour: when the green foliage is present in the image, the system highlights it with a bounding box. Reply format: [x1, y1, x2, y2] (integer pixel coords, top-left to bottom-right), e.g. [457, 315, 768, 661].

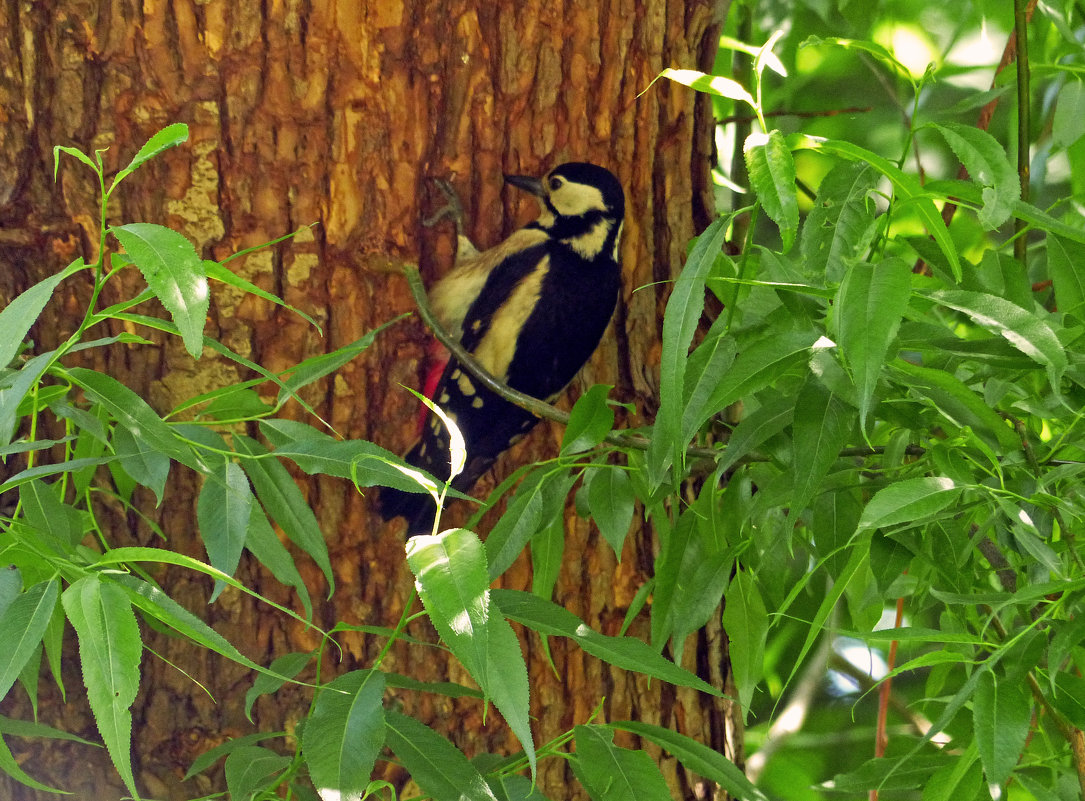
[5, 2, 1085, 799]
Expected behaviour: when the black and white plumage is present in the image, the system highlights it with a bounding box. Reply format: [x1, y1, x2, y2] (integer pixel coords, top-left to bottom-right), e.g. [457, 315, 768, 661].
[381, 162, 625, 535]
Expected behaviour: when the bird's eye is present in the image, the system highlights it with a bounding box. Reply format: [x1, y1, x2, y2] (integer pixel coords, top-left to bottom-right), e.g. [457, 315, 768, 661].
[548, 176, 563, 191]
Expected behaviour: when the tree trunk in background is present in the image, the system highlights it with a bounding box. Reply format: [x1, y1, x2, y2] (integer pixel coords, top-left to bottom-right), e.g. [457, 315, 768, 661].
[0, 1, 737, 798]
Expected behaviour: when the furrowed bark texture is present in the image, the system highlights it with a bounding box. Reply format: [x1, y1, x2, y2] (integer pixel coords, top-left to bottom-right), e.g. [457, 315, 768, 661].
[0, 1, 738, 798]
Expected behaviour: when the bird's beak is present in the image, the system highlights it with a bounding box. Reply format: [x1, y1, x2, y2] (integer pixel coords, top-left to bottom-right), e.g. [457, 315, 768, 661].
[503, 173, 546, 197]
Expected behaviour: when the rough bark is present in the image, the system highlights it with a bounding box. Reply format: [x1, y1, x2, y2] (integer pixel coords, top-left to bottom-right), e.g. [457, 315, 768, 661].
[0, 1, 736, 798]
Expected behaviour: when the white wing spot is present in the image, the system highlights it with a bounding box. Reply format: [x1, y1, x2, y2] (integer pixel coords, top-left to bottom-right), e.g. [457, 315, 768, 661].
[472, 396, 484, 409]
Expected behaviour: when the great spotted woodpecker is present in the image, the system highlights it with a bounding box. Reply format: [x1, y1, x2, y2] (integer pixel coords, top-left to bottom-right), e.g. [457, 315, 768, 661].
[380, 162, 625, 535]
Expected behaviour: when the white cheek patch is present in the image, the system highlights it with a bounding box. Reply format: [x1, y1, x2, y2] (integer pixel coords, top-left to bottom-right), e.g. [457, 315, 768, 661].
[550, 183, 607, 217]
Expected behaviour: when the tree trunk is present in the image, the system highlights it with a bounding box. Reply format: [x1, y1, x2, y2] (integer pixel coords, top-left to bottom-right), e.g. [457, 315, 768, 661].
[0, 1, 737, 798]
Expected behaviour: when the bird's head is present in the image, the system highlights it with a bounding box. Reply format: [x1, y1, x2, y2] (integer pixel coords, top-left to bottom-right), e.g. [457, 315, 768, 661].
[505, 163, 624, 257]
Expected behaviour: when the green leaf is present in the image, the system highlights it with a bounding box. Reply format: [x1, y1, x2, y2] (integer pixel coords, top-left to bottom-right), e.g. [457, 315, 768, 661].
[0, 457, 115, 494]
[184, 732, 284, 781]
[0, 580, 59, 703]
[836, 258, 911, 429]
[585, 467, 635, 558]
[111, 425, 171, 505]
[1053, 78, 1085, 148]
[20, 479, 86, 555]
[929, 290, 1066, 388]
[245, 652, 311, 722]
[407, 529, 535, 776]
[648, 216, 729, 486]
[112, 123, 189, 187]
[683, 329, 818, 441]
[384, 710, 500, 801]
[0, 352, 53, 448]
[973, 670, 1030, 786]
[716, 397, 792, 472]
[0, 259, 85, 370]
[922, 749, 982, 801]
[61, 576, 142, 800]
[858, 476, 963, 530]
[800, 161, 880, 282]
[790, 376, 855, 516]
[530, 517, 564, 600]
[112, 223, 209, 359]
[745, 130, 798, 251]
[721, 571, 766, 719]
[303, 670, 385, 800]
[485, 470, 573, 580]
[493, 589, 720, 696]
[930, 123, 1019, 230]
[1047, 233, 1085, 321]
[1052, 671, 1085, 729]
[561, 384, 614, 455]
[826, 755, 952, 792]
[0, 732, 68, 794]
[205, 260, 322, 332]
[658, 68, 755, 107]
[790, 134, 961, 281]
[197, 460, 254, 602]
[890, 360, 1019, 452]
[233, 435, 334, 594]
[608, 721, 770, 801]
[224, 745, 292, 801]
[67, 367, 201, 472]
[53, 144, 98, 178]
[276, 328, 390, 406]
[573, 725, 671, 801]
[243, 508, 313, 621]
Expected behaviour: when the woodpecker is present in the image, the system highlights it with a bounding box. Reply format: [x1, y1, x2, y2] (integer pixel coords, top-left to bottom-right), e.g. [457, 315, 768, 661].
[380, 162, 625, 535]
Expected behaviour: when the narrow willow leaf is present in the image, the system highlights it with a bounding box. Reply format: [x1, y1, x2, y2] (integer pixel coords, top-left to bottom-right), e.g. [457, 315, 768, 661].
[67, 367, 200, 473]
[791, 377, 855, 516]
[574, 725, 671, 801]
[384, 710, 500, 801]
[233, 434, 334, 593]
[1047, 233, 1085, 321]
[585, 467, 635, 559]
[1052, 672, 1085, 729]
[224, 746, 292, 801]
[648, 216, 729, 486]
[62, 577, 142, 800]
[0, 580, 59, 703]
[836, 258, 911, 429]
[205, 260, 322, 331]
[0, 352, 53, 449]
[890, 360, 1018, 451]
[717, 397, 792, 472]
[929, 290, 1066, 387]
[826, 755, 952, 792]
[0, 733, 67, 794]
[198, 460, 254, 602]
[485, 470, 573, 580]
[609, 721, 770, 801]
[303, 670, 385, 800]
[858, 477, 963, 530]
[973, 670, 1029, 786]
[561, 384, 614, 455]
[0, 259, 85, 370]
[111, 425, 170, 505]
[930, 123, 1019, 230]
[245, 652, 312, 723]
[745, 130, 799, 251]
[683, 328, 818, 442]
[493, 589, 719, 696]
[112, 223, 208, 359]
[276, 327, 392, 405]
[406, 529, 535, 775]
[790, 134, 961, 281]
[243, 509, 313, 621]
[1053, 78, 1085, 148]
[721, 571, 767, 718]
[658, 68, 755, 107]
[801, 161, 879, 282]
[530, 518, 564, 600]
[183, 732, 283, 781]
[118, 123, 189, 178]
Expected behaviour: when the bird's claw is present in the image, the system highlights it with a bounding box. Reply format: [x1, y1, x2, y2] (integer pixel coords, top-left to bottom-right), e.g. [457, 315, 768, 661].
[423, 178, 466, 232]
